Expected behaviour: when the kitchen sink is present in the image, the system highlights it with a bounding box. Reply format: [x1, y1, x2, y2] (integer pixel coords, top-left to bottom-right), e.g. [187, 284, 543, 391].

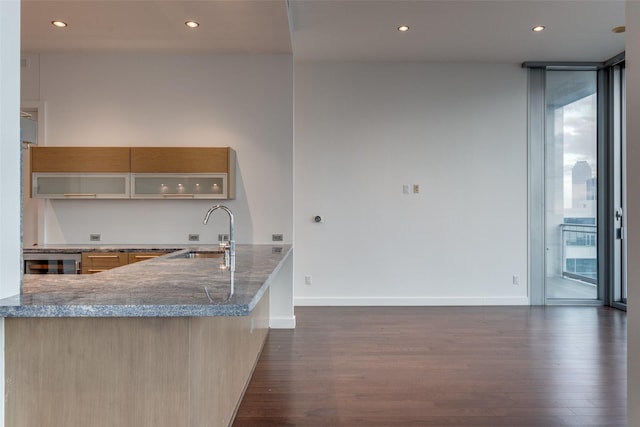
[173, 251, 225, 259]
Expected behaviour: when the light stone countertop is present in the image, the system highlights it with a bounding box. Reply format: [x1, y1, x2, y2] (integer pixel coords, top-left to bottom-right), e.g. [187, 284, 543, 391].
[0, 245, 292, 318]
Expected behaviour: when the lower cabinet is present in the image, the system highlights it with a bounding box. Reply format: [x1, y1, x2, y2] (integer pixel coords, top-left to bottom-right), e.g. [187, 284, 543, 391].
[82, 251, 169, 273]
[128, 252, 168, 264]
[81, 252, 128, 274]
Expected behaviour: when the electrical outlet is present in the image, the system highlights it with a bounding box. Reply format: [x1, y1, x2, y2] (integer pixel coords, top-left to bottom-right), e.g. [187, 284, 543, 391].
[218, 234, 229, 242]
[272, 247, 283, 254]
[305, 275, 312, 285]
[512, 275, 519, 285]
[188, 234, 200, 242]
[89, 234, 101, 242]
[272, 234, 284, 242]
[413, 184, 420, 194]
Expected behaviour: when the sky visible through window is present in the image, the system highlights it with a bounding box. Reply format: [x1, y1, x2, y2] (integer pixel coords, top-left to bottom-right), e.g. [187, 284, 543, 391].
[558, 93, 597, 210]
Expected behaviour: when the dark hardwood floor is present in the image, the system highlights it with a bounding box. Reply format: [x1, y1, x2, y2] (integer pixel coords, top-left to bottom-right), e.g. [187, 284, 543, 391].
[233, 306, 627, 427]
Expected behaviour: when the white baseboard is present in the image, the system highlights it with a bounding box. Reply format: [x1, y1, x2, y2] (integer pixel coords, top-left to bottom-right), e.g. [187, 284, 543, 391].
[294, 296, 530, 306]
[269, 316, 296, 329]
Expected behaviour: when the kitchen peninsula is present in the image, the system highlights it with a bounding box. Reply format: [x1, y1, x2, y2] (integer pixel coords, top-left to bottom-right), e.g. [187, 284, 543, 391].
[0, 244, 292, 427]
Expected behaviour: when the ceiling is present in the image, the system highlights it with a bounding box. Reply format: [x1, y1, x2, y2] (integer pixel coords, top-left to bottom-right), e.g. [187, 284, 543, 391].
[21, 0, 626, 63]
[21, 0, 293, 54]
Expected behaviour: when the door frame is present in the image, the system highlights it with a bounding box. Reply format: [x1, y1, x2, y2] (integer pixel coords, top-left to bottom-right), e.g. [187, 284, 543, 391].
[526, 61, 623, 306]
[604, 53, 627, 310]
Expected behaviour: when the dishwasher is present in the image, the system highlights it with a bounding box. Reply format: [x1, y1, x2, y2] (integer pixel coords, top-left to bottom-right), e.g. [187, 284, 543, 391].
[23, 253, 82, 274]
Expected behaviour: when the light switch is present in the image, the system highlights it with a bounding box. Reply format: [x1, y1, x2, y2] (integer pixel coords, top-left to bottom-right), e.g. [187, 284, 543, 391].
[403, 184, 409, 194]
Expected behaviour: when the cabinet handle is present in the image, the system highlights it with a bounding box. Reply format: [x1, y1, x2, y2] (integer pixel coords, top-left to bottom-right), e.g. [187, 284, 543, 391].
[162, 194, 195, 198]
[133, 255, 158, 259]
[87, 269, 109, 273]
[87, 255, 119, 259]
[64, 193, 97, 197]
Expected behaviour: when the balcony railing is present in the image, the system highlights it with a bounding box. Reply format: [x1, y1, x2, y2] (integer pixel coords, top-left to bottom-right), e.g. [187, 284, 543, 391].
[560, 223, 597, 284]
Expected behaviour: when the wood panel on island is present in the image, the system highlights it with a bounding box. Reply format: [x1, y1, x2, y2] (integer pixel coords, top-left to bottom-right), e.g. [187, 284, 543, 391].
[30, 147, 236, 200]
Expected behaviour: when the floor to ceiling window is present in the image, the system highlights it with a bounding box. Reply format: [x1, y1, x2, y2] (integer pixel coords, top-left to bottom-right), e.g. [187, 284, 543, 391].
[528, 56, 626, 307]
[544, 70, 599, 300]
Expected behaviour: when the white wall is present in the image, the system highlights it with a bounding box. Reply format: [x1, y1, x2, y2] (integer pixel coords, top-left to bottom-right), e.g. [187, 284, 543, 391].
[1, 2, 22, 426]
[22, 53, 293, 245]
[294, 62, 528, 305]
[0, 0, 21, 298]
[626, 0, 639, 424]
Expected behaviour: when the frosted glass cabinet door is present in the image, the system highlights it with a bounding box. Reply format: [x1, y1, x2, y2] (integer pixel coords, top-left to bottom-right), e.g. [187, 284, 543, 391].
[32, 173, 130, 199]
[131, 174, 228, 199]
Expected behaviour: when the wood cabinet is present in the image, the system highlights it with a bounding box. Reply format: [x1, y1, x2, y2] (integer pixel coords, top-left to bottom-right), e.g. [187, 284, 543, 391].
[81, 252, 128, 274]
[31, 147, 130, 173]
[31, 147, 236, 200]
[82, 251, 169, 273]
[31, 147, 131, 199]
[130, 147, 235, 199]
[130, 147, 233, 174]
[127, 252, 168, 264]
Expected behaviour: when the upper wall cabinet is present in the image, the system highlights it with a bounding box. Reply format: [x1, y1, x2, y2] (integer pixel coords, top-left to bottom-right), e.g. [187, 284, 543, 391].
[130, 147, 235, 199]
[31, 147, 131, 199]
[30, 147, 236, 200]
[31, 147, 131, 173]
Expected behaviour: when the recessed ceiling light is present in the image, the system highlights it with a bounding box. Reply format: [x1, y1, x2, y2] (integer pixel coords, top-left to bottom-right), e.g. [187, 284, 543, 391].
[612, 26, 625, 34]
[532, 25, 545, 32]
[185, 21, 199, 29]
[51, 21, 68, 28]
[397, 25, 410, 32]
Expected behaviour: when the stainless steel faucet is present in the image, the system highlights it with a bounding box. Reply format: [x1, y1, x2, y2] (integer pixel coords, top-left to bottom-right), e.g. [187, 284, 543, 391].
[203, 205, 235, 272]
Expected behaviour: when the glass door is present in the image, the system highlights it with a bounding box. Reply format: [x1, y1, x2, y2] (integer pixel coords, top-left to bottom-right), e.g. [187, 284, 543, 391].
[545, 70, 599, 301]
